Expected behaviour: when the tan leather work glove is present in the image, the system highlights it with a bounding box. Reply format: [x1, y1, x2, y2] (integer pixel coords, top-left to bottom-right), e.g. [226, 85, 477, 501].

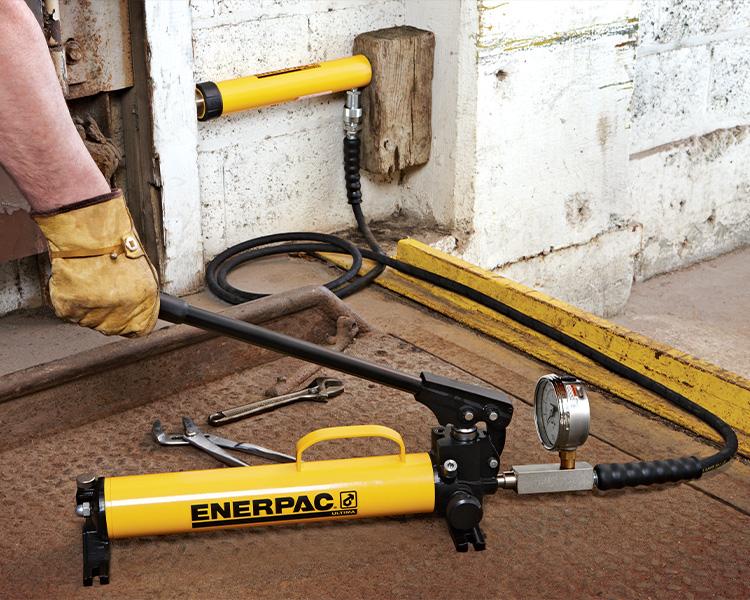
[32, 190, 159, 337]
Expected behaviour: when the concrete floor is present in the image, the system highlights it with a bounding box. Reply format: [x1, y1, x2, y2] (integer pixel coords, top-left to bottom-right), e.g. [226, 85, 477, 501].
[0, 310, 105, 376]
[613, 246, 750, 377]
[1, 258, 748, 598]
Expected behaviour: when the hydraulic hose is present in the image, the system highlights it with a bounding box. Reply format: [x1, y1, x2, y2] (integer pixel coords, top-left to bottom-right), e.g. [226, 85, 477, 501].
[205, 138, 383, 305]
[345, 135, 386, 288]
[204, 128, 737, 491]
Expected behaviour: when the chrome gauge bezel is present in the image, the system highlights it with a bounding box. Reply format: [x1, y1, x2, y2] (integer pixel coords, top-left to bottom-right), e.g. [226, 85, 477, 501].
[533, 374, 590, 451]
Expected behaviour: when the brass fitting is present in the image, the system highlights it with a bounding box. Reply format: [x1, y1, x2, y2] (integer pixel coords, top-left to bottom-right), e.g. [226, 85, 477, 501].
[559, 449, 577, 470]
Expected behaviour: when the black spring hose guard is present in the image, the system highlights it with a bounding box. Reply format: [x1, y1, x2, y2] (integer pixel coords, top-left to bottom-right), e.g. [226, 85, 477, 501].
[204, 135, 738, 490]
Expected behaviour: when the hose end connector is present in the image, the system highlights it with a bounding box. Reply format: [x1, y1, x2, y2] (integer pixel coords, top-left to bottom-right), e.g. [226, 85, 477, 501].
[344, 89, 362, 139]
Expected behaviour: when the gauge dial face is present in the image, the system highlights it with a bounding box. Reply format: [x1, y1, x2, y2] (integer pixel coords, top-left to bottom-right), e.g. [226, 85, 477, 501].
[534, 375, 590, 451]
[535, 379, 561, 449]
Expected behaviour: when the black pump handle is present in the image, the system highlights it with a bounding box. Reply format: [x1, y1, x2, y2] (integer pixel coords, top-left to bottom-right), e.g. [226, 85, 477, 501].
[158, 293, 513, 436]
[159, 293, 421, 392]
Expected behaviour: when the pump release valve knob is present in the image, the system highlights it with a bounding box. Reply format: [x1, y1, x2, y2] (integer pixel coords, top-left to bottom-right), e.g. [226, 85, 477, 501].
[445, 491, 486, 552]
[446, 492, 483, 530]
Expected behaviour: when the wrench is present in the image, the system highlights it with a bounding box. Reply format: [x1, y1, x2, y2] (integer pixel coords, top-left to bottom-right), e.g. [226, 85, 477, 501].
[208, 377, 344, 426]
[152, 417, 295, 466]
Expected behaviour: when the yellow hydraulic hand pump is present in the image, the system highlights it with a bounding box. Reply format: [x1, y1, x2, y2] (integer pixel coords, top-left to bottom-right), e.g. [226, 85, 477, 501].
[196, 55, 372, 120]
[78, 419, 506, 586]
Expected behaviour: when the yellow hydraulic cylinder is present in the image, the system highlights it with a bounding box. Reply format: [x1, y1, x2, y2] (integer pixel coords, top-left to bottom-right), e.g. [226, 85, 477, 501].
[103, 425, 435, 539]
[196, 55, 372, 121]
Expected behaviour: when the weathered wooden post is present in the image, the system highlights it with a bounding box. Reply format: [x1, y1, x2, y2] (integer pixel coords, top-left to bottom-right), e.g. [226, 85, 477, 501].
[353, 26, 435, 176]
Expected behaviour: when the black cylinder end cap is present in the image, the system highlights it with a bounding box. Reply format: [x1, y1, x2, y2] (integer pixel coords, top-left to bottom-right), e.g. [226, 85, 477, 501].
[196, 81, 223, 121]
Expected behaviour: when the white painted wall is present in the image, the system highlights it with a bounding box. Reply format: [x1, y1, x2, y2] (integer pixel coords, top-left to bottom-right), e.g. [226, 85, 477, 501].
[448, 0, 750, 316]
[629, 0, 750, 281]
[144, 1, 204, 294]
[3, 0, 749, 319]
[462, 1, 641, 315]
[177, 0, 749, 317]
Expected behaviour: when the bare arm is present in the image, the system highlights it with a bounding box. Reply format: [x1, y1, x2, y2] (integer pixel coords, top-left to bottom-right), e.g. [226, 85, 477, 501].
[0, 0, 158, 337]
[0, 0, 110, 212]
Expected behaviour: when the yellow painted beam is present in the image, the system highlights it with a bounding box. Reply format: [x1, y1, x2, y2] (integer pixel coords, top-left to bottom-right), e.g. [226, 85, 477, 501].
[321, 240, 750, 456]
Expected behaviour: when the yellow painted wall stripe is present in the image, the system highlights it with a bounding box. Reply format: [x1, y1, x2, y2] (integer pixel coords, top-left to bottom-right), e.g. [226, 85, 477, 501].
[321, 240, 749, 456]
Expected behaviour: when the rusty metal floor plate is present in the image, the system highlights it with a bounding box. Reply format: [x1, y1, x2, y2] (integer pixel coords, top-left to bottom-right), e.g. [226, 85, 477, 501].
[1, 324, 748, 599]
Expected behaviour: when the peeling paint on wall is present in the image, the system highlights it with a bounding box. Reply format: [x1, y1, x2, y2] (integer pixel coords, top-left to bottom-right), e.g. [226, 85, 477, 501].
[485, 18, 639, 53]
[631, 123, 750, 280]
[499, 225, 642, 317]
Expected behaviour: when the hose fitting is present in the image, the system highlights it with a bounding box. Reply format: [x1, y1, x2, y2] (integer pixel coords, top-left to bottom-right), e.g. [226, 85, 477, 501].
[344, 89, 362, 139]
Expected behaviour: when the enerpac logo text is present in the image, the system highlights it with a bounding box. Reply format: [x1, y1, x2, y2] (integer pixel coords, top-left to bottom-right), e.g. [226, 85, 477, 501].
[190, 491, 358, 528]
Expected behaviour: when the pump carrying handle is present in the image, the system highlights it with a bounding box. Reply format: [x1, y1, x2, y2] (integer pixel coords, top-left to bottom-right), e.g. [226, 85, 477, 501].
[295, 425, 406, 471]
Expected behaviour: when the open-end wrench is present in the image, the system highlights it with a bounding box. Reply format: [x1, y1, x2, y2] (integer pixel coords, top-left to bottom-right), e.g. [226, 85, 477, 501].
[208, 377, 344, 426]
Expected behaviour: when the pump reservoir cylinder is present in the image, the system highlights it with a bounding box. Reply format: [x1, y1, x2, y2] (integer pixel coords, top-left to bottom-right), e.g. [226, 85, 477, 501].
[196, 55, 372, 121]
[92, 426, 435, 539]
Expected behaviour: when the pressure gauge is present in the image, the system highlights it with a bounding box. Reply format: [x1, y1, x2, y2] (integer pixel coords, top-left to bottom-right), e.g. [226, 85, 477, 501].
[534, 375, 590, 452]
